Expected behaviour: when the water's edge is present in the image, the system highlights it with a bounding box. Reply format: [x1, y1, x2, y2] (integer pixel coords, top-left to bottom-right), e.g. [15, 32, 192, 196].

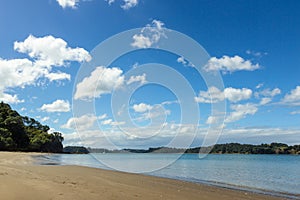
[31, 154, 300, 200]
[150, 174, 300, 200]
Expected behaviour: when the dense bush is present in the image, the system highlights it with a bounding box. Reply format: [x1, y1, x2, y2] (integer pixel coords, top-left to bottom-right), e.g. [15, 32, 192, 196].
[0, 102, 63, 153]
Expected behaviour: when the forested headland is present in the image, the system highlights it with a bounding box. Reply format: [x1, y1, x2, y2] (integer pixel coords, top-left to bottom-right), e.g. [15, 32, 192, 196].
[0, 102, 63, 153]
[186, 143, 300, 154]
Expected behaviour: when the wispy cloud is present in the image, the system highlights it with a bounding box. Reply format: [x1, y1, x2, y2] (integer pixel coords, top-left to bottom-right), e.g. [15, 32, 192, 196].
[255, 88, 281, 105]
[290, 110, 300, 115]
[101, 118, 125, 126]
[246, 50, 268, 58]
[176, 56, 195, 67]
[225, 103, 258, 123]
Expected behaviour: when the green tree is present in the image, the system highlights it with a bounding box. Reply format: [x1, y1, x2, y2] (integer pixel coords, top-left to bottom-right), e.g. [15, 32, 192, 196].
[0, 102, 64, 152]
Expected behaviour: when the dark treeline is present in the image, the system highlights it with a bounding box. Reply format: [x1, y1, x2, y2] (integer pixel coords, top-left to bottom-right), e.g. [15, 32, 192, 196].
[87, 143, 300, 154]
[63, 146, 89, 154]
[0, 102, 64, 153]
[187, 143, 300, 154]
[88, 147, 185, 154]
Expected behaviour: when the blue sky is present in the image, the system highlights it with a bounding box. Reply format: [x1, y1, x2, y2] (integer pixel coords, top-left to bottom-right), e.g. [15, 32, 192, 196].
[0, 0, 300, 148]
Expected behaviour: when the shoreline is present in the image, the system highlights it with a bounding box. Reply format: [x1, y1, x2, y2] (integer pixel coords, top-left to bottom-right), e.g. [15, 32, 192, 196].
[34, 152, 300, 199]
[0, 152, 296, 200]
[147, 173, 300, 200]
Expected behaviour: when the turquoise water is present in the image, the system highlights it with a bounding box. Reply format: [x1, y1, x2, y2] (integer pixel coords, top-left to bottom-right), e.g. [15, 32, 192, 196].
[35, 153, 300, 198]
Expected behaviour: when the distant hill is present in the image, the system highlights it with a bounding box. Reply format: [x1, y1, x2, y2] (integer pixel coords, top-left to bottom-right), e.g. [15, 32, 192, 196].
[0, 102, 64, 153]
[88, 143, 300, 154]
[186, 143, 300, 154]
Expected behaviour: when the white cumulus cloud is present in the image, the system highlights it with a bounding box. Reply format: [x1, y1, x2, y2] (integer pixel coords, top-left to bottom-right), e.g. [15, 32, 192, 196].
[0, 35, 90, 104]
[121, 0, 138, 10]
[195, 86, 252, 103]
[204, 55, 260, 73]
[224, 87, 252, 103]
[40, 99, 70, 113]
[0, 58, 41, 90]
[281, 86, 300, 106]
[131, 35, 151, 49]
[1, 35, 89, 89]
[62, 113, 107, 130]
[131, 20, 166, 48]
[45, 72, 71, 82]
[194, 86, 225, 103]
[132, 103, 153, 113]
[74, 66, 124, 100]
[56, 0, 79, 9]
[14, 35, 91, 67]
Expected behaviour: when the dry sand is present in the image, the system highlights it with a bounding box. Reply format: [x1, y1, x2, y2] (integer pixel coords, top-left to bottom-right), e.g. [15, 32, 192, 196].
[0, 152, 286, 200]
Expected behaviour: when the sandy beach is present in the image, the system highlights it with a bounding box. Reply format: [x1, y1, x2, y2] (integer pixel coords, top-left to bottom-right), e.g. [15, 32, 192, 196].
[0, 152, 285, 200]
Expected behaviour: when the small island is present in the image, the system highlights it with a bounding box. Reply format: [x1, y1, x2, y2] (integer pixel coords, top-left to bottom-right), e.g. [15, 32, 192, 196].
[63, 146, 89, 154]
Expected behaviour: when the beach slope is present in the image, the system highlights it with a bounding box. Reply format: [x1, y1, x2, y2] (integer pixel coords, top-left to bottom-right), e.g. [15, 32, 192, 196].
[0, 152, 283, 200]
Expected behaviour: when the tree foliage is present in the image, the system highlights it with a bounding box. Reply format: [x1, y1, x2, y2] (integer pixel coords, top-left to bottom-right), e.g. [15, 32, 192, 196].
[185, 143, 300, 154]
[88, 143, 300, 154]
[63, 146, 89, 154]
[0, 102, 63, 153]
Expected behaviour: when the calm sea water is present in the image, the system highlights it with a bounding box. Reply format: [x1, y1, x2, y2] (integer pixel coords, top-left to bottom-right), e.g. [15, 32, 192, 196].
[34, 153, 300, 198]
